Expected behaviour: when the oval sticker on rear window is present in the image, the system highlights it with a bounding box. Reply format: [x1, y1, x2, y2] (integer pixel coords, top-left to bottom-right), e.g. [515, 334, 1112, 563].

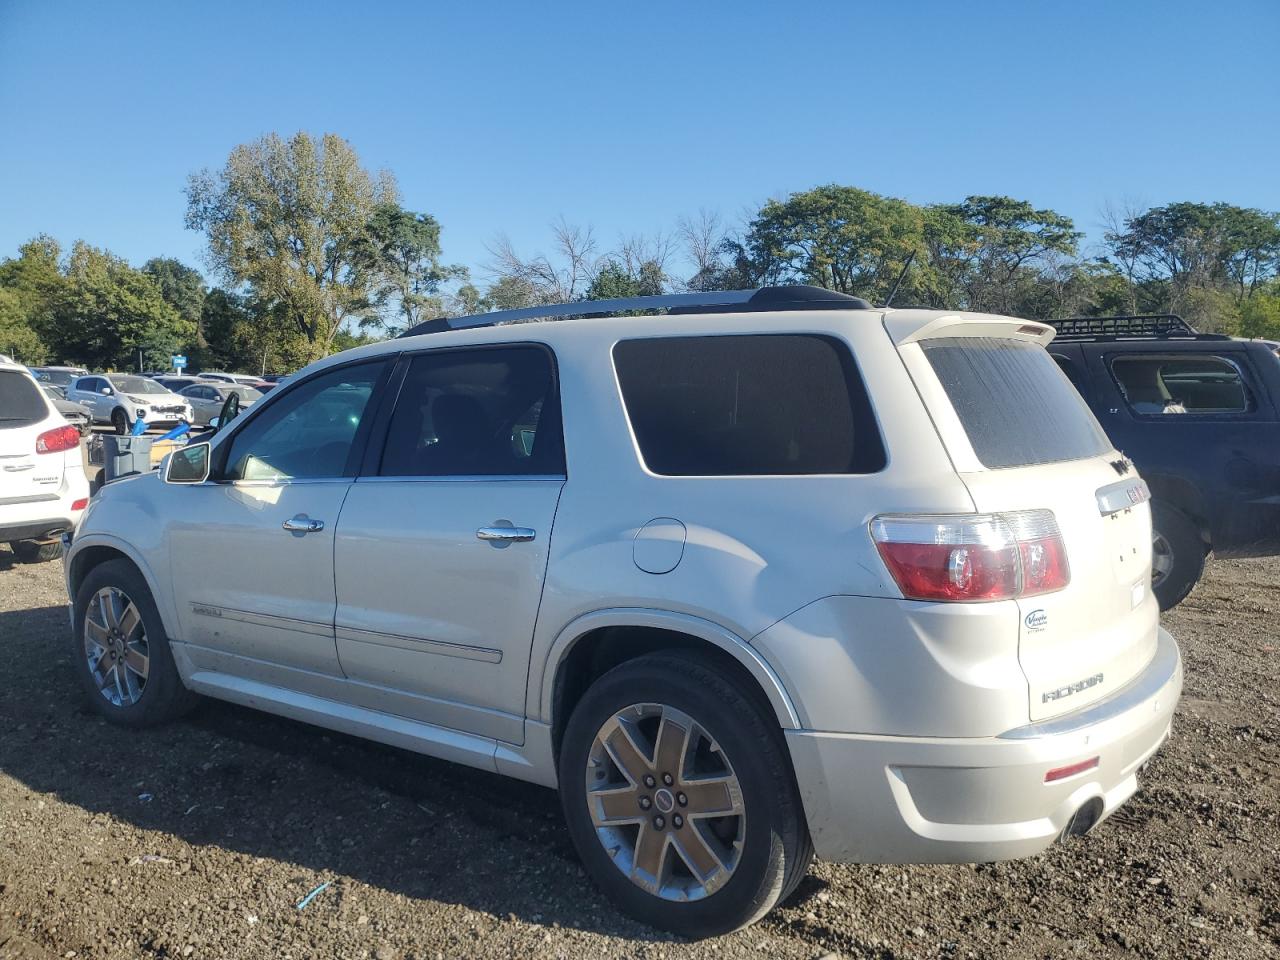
[1025, 609, 1048, 631]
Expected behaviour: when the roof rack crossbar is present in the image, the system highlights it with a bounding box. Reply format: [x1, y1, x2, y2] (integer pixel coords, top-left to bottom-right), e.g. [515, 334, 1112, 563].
[400, 289, 759, 338]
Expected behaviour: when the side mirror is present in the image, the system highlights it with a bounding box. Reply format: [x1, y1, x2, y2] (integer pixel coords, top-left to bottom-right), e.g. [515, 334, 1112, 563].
[101, 387, 112, 396]
[209, 417, 220, 429]
[164, 442, 211, 484]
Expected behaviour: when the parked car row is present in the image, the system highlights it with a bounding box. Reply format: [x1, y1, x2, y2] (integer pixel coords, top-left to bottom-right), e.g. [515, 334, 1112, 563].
[24, 366, 282, 434]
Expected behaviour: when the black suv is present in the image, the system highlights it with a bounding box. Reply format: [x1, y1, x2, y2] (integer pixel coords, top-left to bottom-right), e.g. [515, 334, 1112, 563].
[1046, 315, 1280, 609]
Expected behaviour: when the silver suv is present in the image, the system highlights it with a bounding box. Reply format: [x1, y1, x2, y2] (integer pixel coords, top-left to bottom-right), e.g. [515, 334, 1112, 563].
[64, 286, 1181, 936]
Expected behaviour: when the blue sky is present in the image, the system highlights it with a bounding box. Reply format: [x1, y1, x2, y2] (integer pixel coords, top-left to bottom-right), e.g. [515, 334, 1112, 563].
[1, 0, 1277, 284]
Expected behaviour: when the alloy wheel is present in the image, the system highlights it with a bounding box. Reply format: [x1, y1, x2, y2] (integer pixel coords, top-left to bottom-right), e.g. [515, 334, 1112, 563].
[585, 703, 745, 901]
[1151, 532, 1173, 587]
[83, 586, 149, 706]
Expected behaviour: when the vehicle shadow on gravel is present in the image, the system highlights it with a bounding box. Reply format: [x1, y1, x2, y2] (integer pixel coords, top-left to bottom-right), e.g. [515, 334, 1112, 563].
[0, 604, 686, 942]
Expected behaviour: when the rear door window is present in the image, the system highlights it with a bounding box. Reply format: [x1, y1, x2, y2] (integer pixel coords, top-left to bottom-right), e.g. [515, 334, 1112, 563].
[920, 336, 1112, 469]
[377, 346, 564, 477]
[612, 334, 884, 476]
[0, 371, 48, 428]
[1109, 354, 1254, 415]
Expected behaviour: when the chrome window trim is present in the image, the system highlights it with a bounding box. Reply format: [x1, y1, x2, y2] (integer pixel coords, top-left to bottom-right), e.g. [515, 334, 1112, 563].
[354, 474, 566, 484]
[227, 477, 352, 487]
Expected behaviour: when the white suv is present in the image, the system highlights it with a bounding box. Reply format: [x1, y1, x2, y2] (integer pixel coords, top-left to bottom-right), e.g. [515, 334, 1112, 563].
[1, 361, 89, 561]
[67, 373, 193, 434]
[63, 286, 1181, 936]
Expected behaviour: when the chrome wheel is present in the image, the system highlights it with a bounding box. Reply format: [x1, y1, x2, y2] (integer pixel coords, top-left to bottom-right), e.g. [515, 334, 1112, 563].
[585, 703, 745, 901]
[1151, 531, 1174, 587]
[83, 586, 149, 706]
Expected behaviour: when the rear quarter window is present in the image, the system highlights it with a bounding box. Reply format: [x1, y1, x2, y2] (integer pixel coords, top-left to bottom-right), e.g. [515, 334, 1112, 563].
[920, 336, 1113, 469]
[612, 334, 885, 476]
[0, 371, 49, 427]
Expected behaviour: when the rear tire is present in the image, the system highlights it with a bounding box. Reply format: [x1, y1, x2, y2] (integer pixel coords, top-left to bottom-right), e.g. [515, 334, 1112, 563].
[10, 540, 61, 563]
[71, 559, 198, 726]
[111, 409, 130, 435]
[1151, 503, 1205, 610]
[558, 650, 812, 938]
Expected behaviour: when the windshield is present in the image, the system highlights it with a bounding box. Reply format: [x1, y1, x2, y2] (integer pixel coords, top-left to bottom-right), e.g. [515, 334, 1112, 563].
[34, 368, 80, 386]
[109, 375, 170, 395]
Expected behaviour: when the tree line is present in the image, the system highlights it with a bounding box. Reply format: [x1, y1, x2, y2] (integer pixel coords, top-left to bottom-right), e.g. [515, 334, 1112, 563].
[3, 130, 1278, 373]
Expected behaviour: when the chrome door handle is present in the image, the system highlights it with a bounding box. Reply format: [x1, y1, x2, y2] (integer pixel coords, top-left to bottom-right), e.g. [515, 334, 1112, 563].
[282, 516, 325, 533]
[476, 526, 536, 543]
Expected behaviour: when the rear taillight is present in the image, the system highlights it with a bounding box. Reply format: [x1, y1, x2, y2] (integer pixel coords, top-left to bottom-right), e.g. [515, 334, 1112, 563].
[36, 424, 81, 454]
[71, 498, 88, 512]
[871, 510, 1070, 602]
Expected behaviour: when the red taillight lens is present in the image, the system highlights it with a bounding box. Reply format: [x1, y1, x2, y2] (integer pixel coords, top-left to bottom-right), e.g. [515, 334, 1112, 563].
[871, 510, 1070, 602]
[71, 498, 88, 511]
[36, 425, 81, 454]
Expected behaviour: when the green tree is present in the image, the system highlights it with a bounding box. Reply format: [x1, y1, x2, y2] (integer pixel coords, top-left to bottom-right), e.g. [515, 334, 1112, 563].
[1239, 286, 1280, 340]
[0, 288, 47, 362]
[185, 131, 398, 361]
[738, 185, 928, 302]
[1103, 202, 1280, 315]
[53, 242, 195, 369]
[930, 196, 1080, 314]
[143, 257, 207, 346]
[355, 203, 464, 335]
[199, 289, 311, 374]
[0, 235, 64, 359]
[585, 258, 666, 300]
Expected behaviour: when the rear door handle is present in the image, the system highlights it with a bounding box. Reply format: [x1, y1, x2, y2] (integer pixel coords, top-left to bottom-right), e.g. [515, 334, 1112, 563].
[476, 526, 536, 544]
[282, 515, 325, 533]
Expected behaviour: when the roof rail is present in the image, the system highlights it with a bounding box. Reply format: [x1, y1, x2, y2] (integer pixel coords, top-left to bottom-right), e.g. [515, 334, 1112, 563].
[398, 285, 873, 338]
[1044, 314, 1228, 341]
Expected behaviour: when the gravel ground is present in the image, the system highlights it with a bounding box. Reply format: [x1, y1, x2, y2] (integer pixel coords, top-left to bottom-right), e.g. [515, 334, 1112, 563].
[0, 552, 1276, 960]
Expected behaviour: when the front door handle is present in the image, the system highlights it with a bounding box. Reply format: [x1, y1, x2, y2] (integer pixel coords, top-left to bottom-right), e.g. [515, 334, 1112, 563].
[282, 515, 325, 534]
[477, 525, 536, 544]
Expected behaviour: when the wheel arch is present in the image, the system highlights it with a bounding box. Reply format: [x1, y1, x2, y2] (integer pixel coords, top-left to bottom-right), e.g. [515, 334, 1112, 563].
[539, 608, 802, 759]
[67, 536, 176, 637]
[1144, 473, 1211, 548]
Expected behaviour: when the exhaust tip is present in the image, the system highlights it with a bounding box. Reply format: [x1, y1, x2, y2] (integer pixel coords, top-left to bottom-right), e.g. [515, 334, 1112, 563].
[1063, 798, 1105, 838]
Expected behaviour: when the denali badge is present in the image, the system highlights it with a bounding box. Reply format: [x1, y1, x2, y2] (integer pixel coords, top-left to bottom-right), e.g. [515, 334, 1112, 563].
[1042, 673, 1104, 703]
[1024, 609, 1048, 631]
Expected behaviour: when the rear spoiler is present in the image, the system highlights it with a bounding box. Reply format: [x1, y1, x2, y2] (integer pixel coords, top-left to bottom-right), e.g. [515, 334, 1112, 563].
[884, 311, 1055, 347]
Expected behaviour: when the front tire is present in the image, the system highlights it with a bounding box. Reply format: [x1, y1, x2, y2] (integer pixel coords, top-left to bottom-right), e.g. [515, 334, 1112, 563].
[559, 651, 812, 937]
[71, 559, 198, 726]
[111, 409, 130, 435]
[1151, 503, 1205, 610]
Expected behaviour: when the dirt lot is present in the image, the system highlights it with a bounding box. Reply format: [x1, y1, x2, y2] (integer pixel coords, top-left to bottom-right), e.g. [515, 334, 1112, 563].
[0, 554, 1276, 960]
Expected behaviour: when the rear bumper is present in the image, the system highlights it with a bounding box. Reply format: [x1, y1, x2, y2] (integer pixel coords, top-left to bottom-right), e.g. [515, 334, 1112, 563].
[786, 626, 1182, 863]
[0, 517, 76, 542]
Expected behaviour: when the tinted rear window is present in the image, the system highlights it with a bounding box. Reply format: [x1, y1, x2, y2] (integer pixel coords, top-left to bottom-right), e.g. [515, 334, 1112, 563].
[613, 335, 885, 476]
[921, 336, 1112, 469]
[0, 371, 49, 427]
